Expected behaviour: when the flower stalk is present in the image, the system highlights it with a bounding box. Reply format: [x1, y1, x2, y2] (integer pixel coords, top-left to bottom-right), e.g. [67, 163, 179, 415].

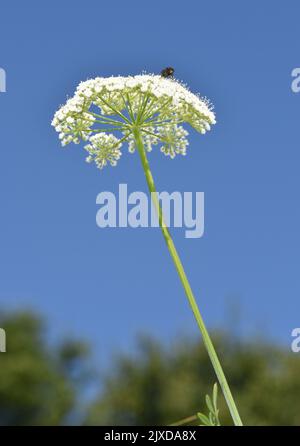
[134, 128, 243, 427]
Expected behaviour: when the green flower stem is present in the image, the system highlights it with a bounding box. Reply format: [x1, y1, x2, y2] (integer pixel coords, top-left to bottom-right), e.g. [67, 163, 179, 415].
[134, 129, 243, 427]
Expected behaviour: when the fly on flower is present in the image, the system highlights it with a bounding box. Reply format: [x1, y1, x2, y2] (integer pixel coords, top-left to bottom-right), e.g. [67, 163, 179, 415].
[160, 67, 175, 78]
[52, 73, 216, 169]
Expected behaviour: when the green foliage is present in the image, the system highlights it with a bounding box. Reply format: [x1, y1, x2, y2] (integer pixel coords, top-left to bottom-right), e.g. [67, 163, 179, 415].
[1, 311, 300, 426]
[197, 384, 221, 426]
[85, 334, 300, 426]
[0, 311, 90, 426]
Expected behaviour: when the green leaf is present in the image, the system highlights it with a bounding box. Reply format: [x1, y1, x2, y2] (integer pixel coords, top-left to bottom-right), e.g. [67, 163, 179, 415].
[209, 412, 215, 425]
[205, 394, 215, 414]
[197, 412, 211, 426]
[213, 383, 218, 411]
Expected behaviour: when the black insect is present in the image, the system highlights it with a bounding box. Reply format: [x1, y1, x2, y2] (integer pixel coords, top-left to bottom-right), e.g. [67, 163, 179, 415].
[160, 67, 175, 78]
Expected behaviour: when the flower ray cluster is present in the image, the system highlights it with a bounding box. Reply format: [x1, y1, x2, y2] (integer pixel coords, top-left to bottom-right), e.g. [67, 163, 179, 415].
[84, 133, 122, 169]
[52, 74, 216, 170]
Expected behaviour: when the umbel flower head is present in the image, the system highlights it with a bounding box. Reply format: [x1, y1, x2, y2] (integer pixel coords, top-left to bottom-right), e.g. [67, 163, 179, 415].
[52, 74, 216, 169]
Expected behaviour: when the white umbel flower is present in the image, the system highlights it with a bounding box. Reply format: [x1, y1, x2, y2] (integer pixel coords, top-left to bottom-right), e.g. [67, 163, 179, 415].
[159, 125, 189, 158]
[84, 134, 122, 169]
[52, 73, 215, 170]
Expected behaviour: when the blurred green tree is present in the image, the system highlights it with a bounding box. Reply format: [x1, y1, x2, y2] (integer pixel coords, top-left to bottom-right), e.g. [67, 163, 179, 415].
[85, 334, 300, 426]
[1, 310, 300, 426]
[0, 311, 90, 426]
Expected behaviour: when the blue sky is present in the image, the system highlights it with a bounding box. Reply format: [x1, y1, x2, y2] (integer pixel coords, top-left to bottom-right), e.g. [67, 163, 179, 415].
[1, 1, 300, 364]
